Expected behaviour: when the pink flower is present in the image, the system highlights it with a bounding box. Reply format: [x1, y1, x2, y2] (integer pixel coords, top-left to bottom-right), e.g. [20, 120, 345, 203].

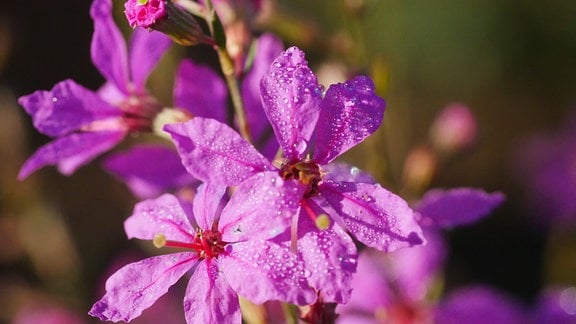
[164, 46, 424, 253]
[124, 0, 166, 29]
[90, 179, 316, 323]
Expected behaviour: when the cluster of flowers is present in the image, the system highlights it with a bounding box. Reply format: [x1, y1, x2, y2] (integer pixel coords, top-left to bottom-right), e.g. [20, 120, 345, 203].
[17, 0, 521, 323]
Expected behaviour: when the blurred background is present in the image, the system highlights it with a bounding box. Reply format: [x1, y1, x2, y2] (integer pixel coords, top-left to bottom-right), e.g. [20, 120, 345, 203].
[1, 0, 576, 322]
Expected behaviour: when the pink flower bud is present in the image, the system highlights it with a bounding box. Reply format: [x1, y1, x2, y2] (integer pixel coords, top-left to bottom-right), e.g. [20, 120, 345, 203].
[429, 103, 478, 154]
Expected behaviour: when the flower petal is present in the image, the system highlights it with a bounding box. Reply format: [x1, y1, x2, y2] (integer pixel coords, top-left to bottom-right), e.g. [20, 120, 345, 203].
[183, 260, 241, 323]
[129, 28, 172, 91]
[322, 162, 376, 184]
[18, 79, 121, 137]
[174, 59, 227, 122]
[90, 0, 129, 93]
[260, 46, 322, 160]
[221, 240, 317, 305]
[434, 285, 527, 324]
[242, 34, 283, 148]
[103, 144, 197, 199]
[124, 193, 196, 242]
[219, 172, 305, 242]
[415, 188, 505, 229]
[296, 210, 358, 303]
[320, 181, 424, 252]
[18, 130, 125, 179]
[89, 253, 197, 322]
[312, 76, 385, 164]
[193, 183, 226, 230]
[337, 249, 395, 318]
[164, 117, 272, 186]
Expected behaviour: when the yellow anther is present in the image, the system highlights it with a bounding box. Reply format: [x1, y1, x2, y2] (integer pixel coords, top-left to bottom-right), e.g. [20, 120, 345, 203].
[153, 233, 167, 248]
[315, 214, 331, 231]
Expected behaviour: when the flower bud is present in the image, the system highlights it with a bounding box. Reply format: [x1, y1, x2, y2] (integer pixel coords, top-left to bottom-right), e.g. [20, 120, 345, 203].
[429, 103, 478, 155]
[124, 0, 215, 46]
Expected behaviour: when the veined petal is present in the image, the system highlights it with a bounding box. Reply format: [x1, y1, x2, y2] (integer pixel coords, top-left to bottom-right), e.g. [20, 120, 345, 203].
[103, 144, 197, 199]
[260, 46, 322, 160]
[129, 28, 172, 91]
[164, 118, 272, 186]
[90, 0, 129, 93]
[415, 188, 505, 229]
[183, 260, 241, 324]
[174, 59, 227, 122]
[221, 240, 317, 305]
[89, 253, 197, 322]
[18, 79, 121, 137]
[193, 183, 226, 230]
[320, 181, 424, 252]
[124, 193, 196, 242]
[313, 76, 385, 164]
[296, 211, 358, 303]
[242, 34, 284, 144]
[18, 130, 125, 179]
[219, 172, 305, 242]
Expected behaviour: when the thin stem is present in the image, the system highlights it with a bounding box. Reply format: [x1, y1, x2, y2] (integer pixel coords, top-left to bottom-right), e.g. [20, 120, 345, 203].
[196, 0, 252, 142]
[216, 47, 252, 142]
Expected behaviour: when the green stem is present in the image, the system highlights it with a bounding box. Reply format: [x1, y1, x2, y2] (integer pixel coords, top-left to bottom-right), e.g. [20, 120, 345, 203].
[216, 47, 252, 142]
[201, 0, 252, 142]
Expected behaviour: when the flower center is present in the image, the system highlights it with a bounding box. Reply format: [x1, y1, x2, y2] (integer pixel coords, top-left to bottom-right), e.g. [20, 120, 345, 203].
[153, 229, 226, 260]
[279, 160, 322, 198]
[119, 94, 163, 132]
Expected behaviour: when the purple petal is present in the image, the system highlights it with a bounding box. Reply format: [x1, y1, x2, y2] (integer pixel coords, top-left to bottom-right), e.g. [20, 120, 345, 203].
[164, 118, 272, 186]
[18, 130, 125, 179]
[193, 183, 226, 230]
[322, 162, 377, 184]
[18, 79, 121, 137]
[387, 229, 446, 301]
[320, 181, 425, 252]
[296, 211, 358, 303]
[89, 253, 197, 322]
[90, 0, 129, 93]
[242, 33, 284, 144]
[260, 46, 323, 160]
[124, 193, 196, 242]
[219, 171, 305, 242]
[174, 59, 227, 122]
[434, 285, 527, 324]
[415, 188, 505, 229]
[220, 240, 317, 305]
[183, 260, 241, 323]
[103, 144, 197, 199]
[337, 249, 394, 319]
[129, 28, 171, 91]
[312, 76, 385, 164]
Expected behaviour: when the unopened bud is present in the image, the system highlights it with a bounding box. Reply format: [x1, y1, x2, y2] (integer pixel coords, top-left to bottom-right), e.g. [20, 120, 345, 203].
[124, 0, 215, 46]
[401, 145, 437, 196]
[429, 103, 478, 155]
[152, 107, 193, 139]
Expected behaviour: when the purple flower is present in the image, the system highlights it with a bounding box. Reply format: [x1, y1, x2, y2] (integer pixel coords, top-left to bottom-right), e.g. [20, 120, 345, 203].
[89, 180, 316, 323]
[17, 0, 171, 179]
[124, 0, 166, 29]
[164, 46, 424, 253]
[515, 109, 576, 225]
[337, 188, 504, 323]
[103, 144, 198, 199]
